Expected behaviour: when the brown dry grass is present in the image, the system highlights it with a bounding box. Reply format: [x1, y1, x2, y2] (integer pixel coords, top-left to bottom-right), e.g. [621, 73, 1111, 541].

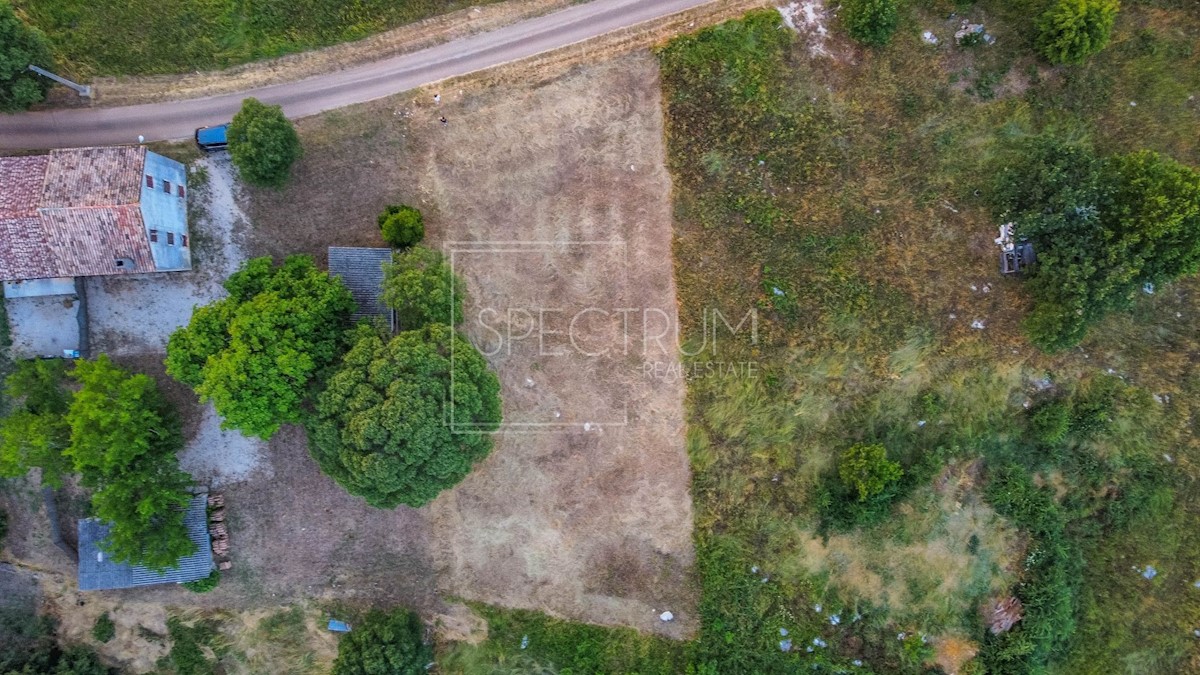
[247, 51, 697, 638]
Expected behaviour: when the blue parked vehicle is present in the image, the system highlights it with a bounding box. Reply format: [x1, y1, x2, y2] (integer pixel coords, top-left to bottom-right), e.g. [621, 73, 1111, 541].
[194, 123, 229, 152]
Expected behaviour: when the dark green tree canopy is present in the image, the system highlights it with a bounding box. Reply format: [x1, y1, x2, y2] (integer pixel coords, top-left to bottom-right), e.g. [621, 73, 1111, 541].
[993, 135, 1200, 351]
[309, 324, 502, 508]
[167, 255, 355, 439]
[66, 355, 195, 571]
[0, 359, 71, 486]
[382, 246, 465, 330]
[378, 204, 425, 248]
[228, 97, 302, 188]
[331, 609, 431, 675]
[1037, 0, 1119, 65]
[0, 1, 52, 112]
[840, 0, 899, 47]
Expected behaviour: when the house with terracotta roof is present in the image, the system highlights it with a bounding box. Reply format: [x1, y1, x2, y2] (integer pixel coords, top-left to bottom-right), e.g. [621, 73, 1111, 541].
[0, 146, 191, 357]
[0, 145, 190, 286]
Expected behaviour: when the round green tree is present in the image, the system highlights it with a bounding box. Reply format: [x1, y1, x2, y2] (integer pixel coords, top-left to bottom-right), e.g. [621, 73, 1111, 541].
[332, 609, 431, 675]
[838, 443, 903, 502]
[382, 246, 465, 330]
[378, 204, 425, 248]
[0, 1, 53, 112]
[309, 324, 502, 508]
[840, 0, 899, 47]
[1037, 0, 1119, 65]
[166, 255, 355, 440]
[228, 97, 302, 188]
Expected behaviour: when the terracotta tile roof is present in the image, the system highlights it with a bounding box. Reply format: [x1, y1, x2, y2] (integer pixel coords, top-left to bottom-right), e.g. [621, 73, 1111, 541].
[39, 205, 155, 276]
[41, 146, 145, 208]
[0, 155, 48, 218]
[0, 148, 157, 281]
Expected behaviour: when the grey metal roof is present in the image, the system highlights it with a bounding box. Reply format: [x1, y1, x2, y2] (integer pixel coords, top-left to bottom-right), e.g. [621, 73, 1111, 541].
[77, 492, 213, 591]
[328, 246, 393, 328]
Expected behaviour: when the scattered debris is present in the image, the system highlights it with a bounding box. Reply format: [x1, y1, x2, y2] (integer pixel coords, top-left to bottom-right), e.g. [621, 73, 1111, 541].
[660, 611, 674, 622]
[829, 614, 841, 626]
[987, 596, 1024, 634]
[971, 319, 986, 330]
[1143, 282, 1155, 294]
[777, 0, 834, 57]
[780, 639, 793, 652]
[813, 603, 822, 613]
[922, 30, 939, 45]
[520, 635, 529, 649]
[917, 420, 927, 428]
[1143, 565, 1158, 580]
[751, 565, 760, 574]
[812, 637, 827, 648]
[780, 627, 789, 636]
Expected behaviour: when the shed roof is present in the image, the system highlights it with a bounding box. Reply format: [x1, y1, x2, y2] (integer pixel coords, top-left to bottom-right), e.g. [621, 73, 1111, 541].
[328, 247, 393, 328]
[77, 493, 213, 591]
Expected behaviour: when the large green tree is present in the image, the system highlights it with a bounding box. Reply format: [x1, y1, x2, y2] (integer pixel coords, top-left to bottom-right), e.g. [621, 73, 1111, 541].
[1037, 0, 1119, 65]
[167, 255, 355, 439]
[993, 136, 1200, 351]
[66, 355, 195, 571]
[0, 360, 70, 486]
[228, 97, 302, 188]
[0, 1, 52, 112]
[331, 609, 431, 675]
[382, 246, 465, 329]
[309, 324, 501, 508]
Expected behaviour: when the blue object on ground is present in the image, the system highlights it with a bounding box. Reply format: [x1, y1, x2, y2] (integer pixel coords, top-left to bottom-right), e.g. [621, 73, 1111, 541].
[328, 619, 352, 632]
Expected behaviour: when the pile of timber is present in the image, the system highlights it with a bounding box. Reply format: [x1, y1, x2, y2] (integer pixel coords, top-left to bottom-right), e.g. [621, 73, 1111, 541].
[207, 493, 232, 570]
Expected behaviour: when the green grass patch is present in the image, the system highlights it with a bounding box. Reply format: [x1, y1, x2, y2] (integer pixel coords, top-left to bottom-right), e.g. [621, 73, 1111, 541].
[13, 0, 503, 77]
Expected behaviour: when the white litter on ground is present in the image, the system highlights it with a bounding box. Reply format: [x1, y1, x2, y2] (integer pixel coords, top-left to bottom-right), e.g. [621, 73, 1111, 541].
[778, 1, 834, 57]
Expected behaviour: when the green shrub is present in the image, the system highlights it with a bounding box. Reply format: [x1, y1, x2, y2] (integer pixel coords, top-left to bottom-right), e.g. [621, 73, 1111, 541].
[378, 205, 424, 248]
[164, 617, 223, 675]
[332, 609, 430, 675]
[1037, 0, 1120, 65]
[1029, 400, 1071, 446]
[182, 569, 220, 593]
[228, 97, 302, 188]
[838, 443, 903, 501]
[91, 613, 115, 643]
[840, 0, 900, 47]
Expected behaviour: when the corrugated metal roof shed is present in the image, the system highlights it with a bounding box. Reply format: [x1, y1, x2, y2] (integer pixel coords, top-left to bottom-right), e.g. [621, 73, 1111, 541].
[77, 492, 213, 591]
[328, 247, 394, 329]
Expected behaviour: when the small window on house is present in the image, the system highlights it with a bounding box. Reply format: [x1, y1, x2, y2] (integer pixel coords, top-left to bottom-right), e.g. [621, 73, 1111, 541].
[115, 259, 124, 268]
[145, 175, 154, 188]
[177, 184, 185, 198]
[163, 180, 171, 193]
[149, 229, 158, 243]
[167, 232, 175, 245]
[182, 234, 189, 247]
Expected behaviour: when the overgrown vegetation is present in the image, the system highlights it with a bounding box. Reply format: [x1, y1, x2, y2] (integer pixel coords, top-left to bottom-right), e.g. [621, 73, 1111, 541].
[91, 612, 115, 643]
[1036, 0, 1120, 64]
[840, 0, 900, 47]
[182, 569, 220, 593]
[166, 255, 355, 439]
[991, 134, 1200, 351]
[228, 98, 302, 188]
[1, 610, 111, 674]
[0, 355, 195, 571]
[0, 0, 52, 111]
[331, 608, 430, 675]
[13, 0, 501, 77]
[160, 615, 227, 675]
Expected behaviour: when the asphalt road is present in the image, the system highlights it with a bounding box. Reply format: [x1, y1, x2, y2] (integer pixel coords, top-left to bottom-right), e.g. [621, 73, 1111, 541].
[0, 0, 714, 150]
